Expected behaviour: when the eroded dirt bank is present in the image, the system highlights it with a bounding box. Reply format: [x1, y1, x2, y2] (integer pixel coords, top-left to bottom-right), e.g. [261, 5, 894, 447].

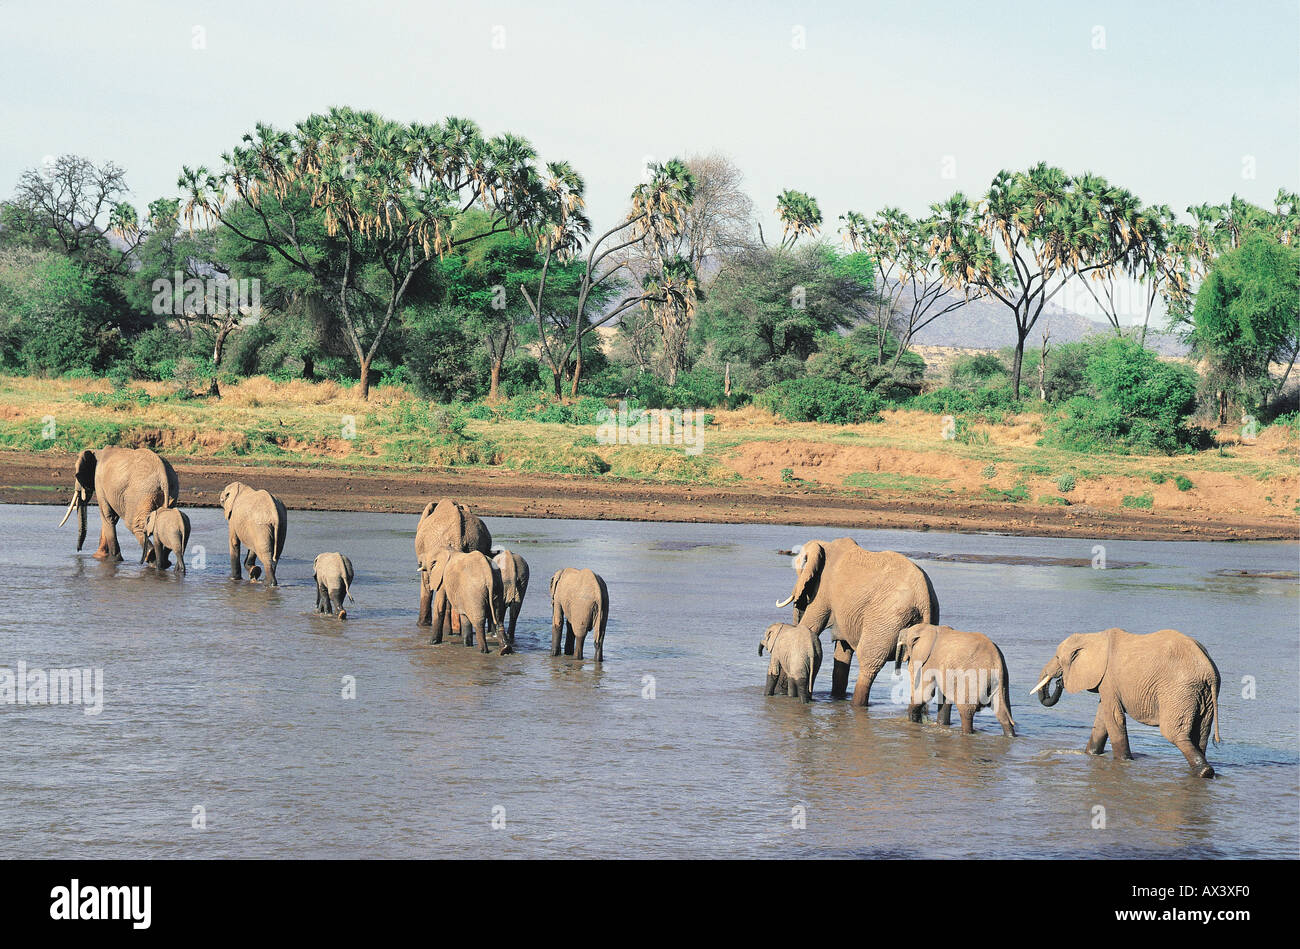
[2, 451, 1294, 542]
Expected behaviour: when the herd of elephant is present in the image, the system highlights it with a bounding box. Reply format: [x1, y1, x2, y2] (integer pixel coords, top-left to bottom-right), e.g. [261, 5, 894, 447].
[58, 446, 1222, 778]
[57, 446, 609, 660]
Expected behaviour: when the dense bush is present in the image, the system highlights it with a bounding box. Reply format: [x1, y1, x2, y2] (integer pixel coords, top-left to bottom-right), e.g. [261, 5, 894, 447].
[1040, 338, 1198, 454]
[756, 377, 883, 424]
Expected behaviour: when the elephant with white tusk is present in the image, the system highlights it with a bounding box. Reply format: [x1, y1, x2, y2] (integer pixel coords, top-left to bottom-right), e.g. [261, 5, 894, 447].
[777, 539, 939, 707]
[895, 623, 1015, 736]
[1030, 628, 1222, 778]
[759, 623, 822, 704]
[60, 447, 179, 563]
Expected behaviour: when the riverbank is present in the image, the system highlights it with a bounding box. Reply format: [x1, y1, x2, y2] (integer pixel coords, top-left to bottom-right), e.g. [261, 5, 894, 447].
[2, 450, 1294, 542]
[1, 374, 1296, 541]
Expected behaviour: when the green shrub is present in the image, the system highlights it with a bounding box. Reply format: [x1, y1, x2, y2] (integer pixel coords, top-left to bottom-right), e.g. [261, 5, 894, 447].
[1041, 338, 1197, 454]
[1121, 493, 1154, 510]
[1056, 473, 1076, 493]
[1175, 475, 1194, 491]
[981, 464, 997, 479]
[1149, 471, 1168, 484]
[756, 378, 883, 424]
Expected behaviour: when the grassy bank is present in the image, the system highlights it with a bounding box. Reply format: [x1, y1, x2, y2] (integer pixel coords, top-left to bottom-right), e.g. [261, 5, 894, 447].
[1, 373, 1296, 521]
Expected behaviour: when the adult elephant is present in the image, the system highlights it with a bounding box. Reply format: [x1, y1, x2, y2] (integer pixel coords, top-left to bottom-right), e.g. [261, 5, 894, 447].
[220, 481, 288, 587]
[415, 498, 492, 627]
[776, 538, 939, 707]
[59, 447, 178, 563]
[1030, 627, 1221, 777]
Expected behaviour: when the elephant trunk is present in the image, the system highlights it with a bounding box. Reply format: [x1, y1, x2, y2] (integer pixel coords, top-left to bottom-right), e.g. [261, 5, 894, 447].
[59, 486, 89, 550]
[1030, 661, 1064, 707]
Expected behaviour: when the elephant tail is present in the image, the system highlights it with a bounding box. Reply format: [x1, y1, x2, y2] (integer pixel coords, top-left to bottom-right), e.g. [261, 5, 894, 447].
[271, 518, 280, 567]
[1211, 683, 1221, 745]
[343, 571, 355, 604]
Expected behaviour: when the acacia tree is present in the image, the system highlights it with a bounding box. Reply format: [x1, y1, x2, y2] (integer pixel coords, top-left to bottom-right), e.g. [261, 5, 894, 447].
[520, 159, 697, 397]
[178, 109, 555, 398]
[4, 155, 150, 276]
[930, 165, 1138, 398]
[839, 206, 970, 370]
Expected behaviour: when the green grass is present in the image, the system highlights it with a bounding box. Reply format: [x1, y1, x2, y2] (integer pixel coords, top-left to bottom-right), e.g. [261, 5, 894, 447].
[842, 472, 947, 492]
[980, 482, 1029, 503]
[1121, 493, 1155, 510]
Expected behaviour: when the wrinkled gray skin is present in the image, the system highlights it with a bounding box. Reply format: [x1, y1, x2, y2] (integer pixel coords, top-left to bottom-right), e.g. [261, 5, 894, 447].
[778, 538, 939, 707]
[220, 481, 287, 587]
[425, 549, 503, 653]
[895, 623, 1015, 736]
[313, 552, 355, 619]
[1031, 627, 1221, 778]
[549, 568, 609, 662]
[415, 499, 492, 628]
[60, 447, 178, 563]
[144, 506, 191, 574]
[759, 623, 822, 704]
[490, 549, 529, 650]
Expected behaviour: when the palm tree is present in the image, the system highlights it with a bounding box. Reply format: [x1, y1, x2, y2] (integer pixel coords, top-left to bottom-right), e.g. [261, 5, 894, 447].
[776, 189, 821, 249]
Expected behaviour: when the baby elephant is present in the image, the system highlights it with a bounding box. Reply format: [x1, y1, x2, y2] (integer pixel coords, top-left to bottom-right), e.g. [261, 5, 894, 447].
[491, 549, 529, 651]
[144, 506, 190, 574]
[759, 623, 822, 703]
[896, 623, 1016, 736]
[313, 552, 355, 619]
[549, 568, 609, 661]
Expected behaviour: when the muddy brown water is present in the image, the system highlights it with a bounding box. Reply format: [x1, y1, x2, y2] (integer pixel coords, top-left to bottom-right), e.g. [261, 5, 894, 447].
[1, 503, 1296, 858]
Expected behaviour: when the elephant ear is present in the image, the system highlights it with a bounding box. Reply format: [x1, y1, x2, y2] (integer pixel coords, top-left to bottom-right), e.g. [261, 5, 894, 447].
[550, 569, 566, 599]
[419, 501, 437, 522]
[906, 625, 938, 667]
[74, 449, 96, 494]
[1062, 632, 1109, 693]
[145, 510, 156, 534]
[792, 541, 826, 604]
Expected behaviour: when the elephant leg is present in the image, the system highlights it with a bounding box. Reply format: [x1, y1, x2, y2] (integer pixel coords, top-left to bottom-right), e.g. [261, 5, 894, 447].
[994, 701, 1016, 738]
[574, 626, 589, 660]
[765, 673, 779, 696]
[477, 616, 490, 654]
[593, 628, 604, 663]
[229, 538, 243, 580]
[244, 548, 260, 581]
[431, 599, 446, 645]
[850, 652, 888, 708]
[334, 585, 348, 620]
[315, 582, 324, 613]
[551, 608, 563, 656]
[1085, 712, 1110, 755]
[257, 549, 276, 587]
[176, 551, 186, 575]
[1105, 706, 1132, 760]
[937, 702, 953, 726]
[507, 605, 519, 645]
[418, 581, 432, 627]
[907, 702, 925, 723]
[1163, 719, 1214, 778]
[830, 641, 852, 699]
[957, 705, 976, 735]
[776, 671, 790, 695]
[564, 622, 575, 656]
[796, 678, 811, 704]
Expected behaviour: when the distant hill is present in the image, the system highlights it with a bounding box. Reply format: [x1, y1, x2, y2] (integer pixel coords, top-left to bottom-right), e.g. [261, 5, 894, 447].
[905, 289, 1188, 355]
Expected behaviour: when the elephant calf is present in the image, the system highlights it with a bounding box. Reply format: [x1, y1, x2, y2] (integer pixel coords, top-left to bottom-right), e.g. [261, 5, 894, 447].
[1030, 627, 1221, 777]
[895, 623, 1015, 736]
[313, 552, 355, 619]
[760, 623, 822, 703]
[424, 549, 504, 654]
[491, 549, 529, 652]
[144, 506, 190, 574]
[549, 568, 609, 662]
[220, 481, 288, 587]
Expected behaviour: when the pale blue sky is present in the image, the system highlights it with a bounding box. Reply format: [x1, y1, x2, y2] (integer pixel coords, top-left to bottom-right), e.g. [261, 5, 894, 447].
[2, 0, 1296, 241]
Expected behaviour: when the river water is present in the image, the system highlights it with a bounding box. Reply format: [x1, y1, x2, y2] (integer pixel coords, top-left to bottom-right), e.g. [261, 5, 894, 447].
[0, 503, 1295, 858]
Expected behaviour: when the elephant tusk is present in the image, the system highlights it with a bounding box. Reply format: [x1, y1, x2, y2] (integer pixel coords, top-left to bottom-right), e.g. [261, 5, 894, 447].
[775, 594, 795, 608]
[58, 494, 79, 527]
[1029, 675, 1054, 696]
